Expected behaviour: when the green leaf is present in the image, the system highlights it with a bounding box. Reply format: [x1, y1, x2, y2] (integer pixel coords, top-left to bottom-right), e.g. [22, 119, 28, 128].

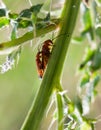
[30, 4, 43, 15]
[72, 36, 84, 44]
[44, 12, 50, 22]
[93, 89, 98, 97]
[81, 27, 94, 41]
[80, 73, 90, 88]
[17, 19, 32, 28]
[91, 123, 95, 130]
[0, 8, 6, 17]
[91, 45, 101, 70]
[8, 12, 18, 19]
[83, 8, 92, 30]
[19, 9, 31, 18]
[30, 4, 43, 24]
[70, 113, 78, 122]
[0, 17, 9, 28]
[68, 103, 74, 114]
[79, 47, 95, 69]
[75, 96, 83, 114]
[82, 7, 94, 40]
[96, 26, 101, 38]
[83, 73, 100, 103]
[91, 73, 100, 87]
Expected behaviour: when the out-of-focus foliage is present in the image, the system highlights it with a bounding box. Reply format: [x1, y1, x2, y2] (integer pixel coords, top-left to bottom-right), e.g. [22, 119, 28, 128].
[61, 1, 101, 130]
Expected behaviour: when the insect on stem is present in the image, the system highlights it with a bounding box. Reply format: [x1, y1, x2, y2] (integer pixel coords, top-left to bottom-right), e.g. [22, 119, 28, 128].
[36, 39, 53, 78]
[35, 32, 71, 79]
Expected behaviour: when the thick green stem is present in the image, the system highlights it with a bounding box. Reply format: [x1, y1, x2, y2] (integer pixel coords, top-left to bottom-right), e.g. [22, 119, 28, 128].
[52, 0, 81, 83]
[21, 0, 81, 130]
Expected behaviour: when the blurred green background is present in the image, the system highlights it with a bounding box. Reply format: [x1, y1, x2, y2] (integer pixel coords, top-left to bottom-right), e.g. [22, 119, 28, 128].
[0, 0, 101, 130]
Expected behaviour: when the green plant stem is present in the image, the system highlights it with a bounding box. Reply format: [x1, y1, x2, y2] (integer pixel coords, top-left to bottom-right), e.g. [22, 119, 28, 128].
[21, 0, 81, 130]
[0, 19, 60, 51]
[56, 93, 63, 130]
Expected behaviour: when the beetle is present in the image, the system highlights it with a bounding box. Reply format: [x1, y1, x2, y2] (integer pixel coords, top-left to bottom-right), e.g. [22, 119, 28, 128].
[36, 39, 53, 78]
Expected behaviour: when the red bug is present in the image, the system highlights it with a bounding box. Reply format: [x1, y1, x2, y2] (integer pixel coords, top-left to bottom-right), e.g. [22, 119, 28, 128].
[36, 39, 53, 78]
[35, 33, 71, 78]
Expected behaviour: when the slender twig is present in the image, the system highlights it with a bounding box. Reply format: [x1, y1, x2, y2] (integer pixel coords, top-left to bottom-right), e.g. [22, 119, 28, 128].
[56, 92, 64, 130]
[0, 19, 60, 51]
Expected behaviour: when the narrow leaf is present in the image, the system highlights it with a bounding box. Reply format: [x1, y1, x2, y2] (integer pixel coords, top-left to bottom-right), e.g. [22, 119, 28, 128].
[17, 19, 32, 28]
[80, 73, 90, 88]
[44, 12, 50, 22]
[91, 45, 101, 70]
[30, 4, 43, 15]
[19, 9, 31, 18]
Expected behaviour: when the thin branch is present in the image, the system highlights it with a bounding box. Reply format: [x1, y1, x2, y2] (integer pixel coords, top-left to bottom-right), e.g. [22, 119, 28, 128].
[0, 19, 60, 51]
